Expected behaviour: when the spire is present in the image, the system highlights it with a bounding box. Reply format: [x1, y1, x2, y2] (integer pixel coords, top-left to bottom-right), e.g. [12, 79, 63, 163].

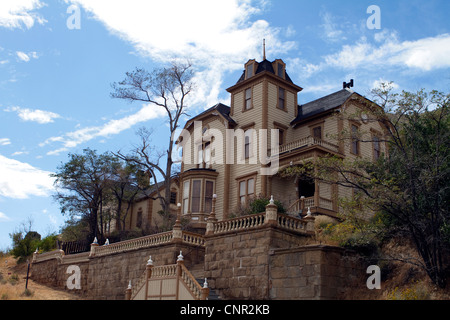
[263, 39, 266, 60]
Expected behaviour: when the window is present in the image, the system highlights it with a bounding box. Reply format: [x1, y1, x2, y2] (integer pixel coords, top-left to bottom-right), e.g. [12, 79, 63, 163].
[351, 124, 360, 155]
[244, 135, 250, 159]
[277, 63, 284, 78]
[170, 191, 177, 204]
[136, 209, 143, 228]
[313, 126, 322, 140]
[278, 87, 285, 110]
[245, 88, 252, 110]
[204, 181, 214, 214]
[183, 181, 190, 214]
[246, 64, 254, 79]
[191, 180, 201, 213]
[239, 177, 255, 207]
[204, 142, 211, 166]
[197, 141, 211, 168]
[278, 129, 285, 146]
[244, 129, 254, 159]
[373, 135, 381, 160]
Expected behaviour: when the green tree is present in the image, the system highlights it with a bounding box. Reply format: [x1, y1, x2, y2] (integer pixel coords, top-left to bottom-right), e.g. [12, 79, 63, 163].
[51, 148, 120, 242]
[281, 84, 450, 288]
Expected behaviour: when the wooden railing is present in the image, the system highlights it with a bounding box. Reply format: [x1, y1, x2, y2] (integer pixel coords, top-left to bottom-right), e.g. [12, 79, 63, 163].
[287, 196, 334, 214]
[213, 213, 265, 234]
[278, 136, 339, 155]
[180, 263, 205, 300]
[128, 254, 209, 300]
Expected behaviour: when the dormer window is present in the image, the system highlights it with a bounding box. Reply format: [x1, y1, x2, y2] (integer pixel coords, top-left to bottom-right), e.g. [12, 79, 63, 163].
[274, 60, 285, 79]
[245, 60, 256, 80]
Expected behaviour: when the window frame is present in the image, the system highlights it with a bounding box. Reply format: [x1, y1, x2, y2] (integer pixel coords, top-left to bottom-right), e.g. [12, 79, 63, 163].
[237, 174, 257, 207]
[182, 180, 190, 214]
[244, 87, 253, 111]
[350, 123, 360, 156]
[372, 133, 381, 161]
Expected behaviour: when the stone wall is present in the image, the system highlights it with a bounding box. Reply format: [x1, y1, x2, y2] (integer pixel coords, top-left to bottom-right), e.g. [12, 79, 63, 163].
[204, 225, 313, 299]
[269, 245, 365, 300]
[30, 243, 204, 300]
[31, 208, 365, 300]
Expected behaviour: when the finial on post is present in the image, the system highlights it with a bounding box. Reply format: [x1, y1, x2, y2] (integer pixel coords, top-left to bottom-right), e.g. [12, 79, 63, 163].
[177, 251, 184, 262]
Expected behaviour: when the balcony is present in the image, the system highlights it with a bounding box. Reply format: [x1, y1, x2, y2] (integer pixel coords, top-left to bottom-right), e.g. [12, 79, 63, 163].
[286, 196, 336, 218]
[277, 136, 339, 156]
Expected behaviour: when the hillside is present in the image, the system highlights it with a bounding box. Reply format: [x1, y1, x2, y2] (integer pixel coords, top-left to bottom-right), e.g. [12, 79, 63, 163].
[0, 254, 85, 300]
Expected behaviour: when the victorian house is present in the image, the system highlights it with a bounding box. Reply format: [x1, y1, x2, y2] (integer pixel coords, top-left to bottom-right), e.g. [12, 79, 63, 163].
[124, 56, 387, 231]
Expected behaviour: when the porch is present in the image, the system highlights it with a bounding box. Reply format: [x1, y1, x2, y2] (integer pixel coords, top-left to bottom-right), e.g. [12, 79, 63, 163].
[272, 135, 341, 218]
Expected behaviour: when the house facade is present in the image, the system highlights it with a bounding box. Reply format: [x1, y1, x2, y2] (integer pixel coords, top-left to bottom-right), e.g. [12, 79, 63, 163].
[126, 56, 387, 231]
[177, 57, 387, 227]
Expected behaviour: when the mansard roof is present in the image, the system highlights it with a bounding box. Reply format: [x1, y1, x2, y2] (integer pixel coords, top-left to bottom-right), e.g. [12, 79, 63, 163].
[291, 89, 354, 126]
[235, 59, 294, 85]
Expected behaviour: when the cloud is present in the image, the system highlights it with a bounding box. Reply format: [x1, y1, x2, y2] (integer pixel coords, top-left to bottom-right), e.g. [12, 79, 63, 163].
[320, 12, 346, 42]
[41, 103, 167, 155]
[0, 138, 11, 146]
[371, 78, 399, 91]
[68, 0, 295, 108]
[5, 106, 61, 124]
[0, 0, 47, 29]
[15, 51, 38, 62]
[0, 154, 54, 199]
[323, 32, 450, 72]
[0, 212, 12, 221]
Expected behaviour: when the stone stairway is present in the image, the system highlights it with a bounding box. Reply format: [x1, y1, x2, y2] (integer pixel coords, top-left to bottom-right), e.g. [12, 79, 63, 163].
[189, 263, 221, 300]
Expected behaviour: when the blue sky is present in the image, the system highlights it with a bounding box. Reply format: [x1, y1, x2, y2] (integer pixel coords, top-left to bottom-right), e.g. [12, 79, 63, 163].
[0, 0, 449, 249]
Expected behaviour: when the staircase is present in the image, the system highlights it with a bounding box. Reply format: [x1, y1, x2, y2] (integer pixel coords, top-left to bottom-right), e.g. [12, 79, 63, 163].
[190, 262, 221, 300]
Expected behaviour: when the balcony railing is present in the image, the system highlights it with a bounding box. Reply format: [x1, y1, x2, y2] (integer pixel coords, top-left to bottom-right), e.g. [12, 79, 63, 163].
[287, 196, 334, 215]
[278, 136, 339, 155]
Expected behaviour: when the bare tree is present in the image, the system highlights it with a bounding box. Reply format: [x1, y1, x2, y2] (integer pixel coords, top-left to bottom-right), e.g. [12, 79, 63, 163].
[111, 61, 194, 219]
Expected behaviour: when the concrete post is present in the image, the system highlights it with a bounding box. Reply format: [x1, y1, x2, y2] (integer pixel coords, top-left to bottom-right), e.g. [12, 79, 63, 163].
[89, 237, 99, 257]
[264, 195, 278, 226]
[172, 203, 183, 244]
[205, 194, 217, 236]
[125, 280, 132, 300]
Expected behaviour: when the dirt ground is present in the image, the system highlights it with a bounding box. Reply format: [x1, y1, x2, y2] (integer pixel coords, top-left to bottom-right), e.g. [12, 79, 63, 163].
[0, 254, 84, 300]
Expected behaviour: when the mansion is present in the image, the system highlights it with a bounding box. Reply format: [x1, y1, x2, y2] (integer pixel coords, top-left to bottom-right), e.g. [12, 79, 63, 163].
[122, 57, 387, 232]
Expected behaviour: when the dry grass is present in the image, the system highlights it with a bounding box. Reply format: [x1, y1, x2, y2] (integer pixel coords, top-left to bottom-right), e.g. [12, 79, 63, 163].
[339, 239, 450, 300]
[0, 254, 84, 300]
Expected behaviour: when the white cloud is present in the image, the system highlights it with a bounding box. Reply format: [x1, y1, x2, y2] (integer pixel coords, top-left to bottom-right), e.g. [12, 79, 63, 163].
[0, 212, 12, 221]
[42, 103, 167, 155]
[324, 33, 450, 72]
[0, 154, 54, 199]
[0, 0, 47, 29]
[371, 78, 399, 91]
[320, 12, 345, 42]
[0, 138, 11, 146]
[68, 0, 294, 108]
[5, 106, 61, 124]
[15, 51, 38, 62]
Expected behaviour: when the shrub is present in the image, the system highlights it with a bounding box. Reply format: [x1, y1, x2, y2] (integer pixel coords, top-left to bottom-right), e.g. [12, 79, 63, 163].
[248, 196, 286, 215]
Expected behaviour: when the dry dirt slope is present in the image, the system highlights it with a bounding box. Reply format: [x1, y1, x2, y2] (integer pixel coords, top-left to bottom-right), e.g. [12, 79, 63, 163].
[0, 254, 84, 300]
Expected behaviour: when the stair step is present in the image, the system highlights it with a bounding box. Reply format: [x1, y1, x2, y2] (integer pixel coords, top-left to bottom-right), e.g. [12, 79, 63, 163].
[196, 278, 221, 300]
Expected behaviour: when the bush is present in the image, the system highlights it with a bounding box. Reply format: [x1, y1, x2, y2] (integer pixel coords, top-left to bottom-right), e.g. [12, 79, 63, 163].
[248, 196, 286, 215]
[10, 232, 59, 263]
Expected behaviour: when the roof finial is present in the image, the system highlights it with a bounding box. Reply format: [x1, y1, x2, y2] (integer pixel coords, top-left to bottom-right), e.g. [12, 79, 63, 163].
[263, 39, 266, 60]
